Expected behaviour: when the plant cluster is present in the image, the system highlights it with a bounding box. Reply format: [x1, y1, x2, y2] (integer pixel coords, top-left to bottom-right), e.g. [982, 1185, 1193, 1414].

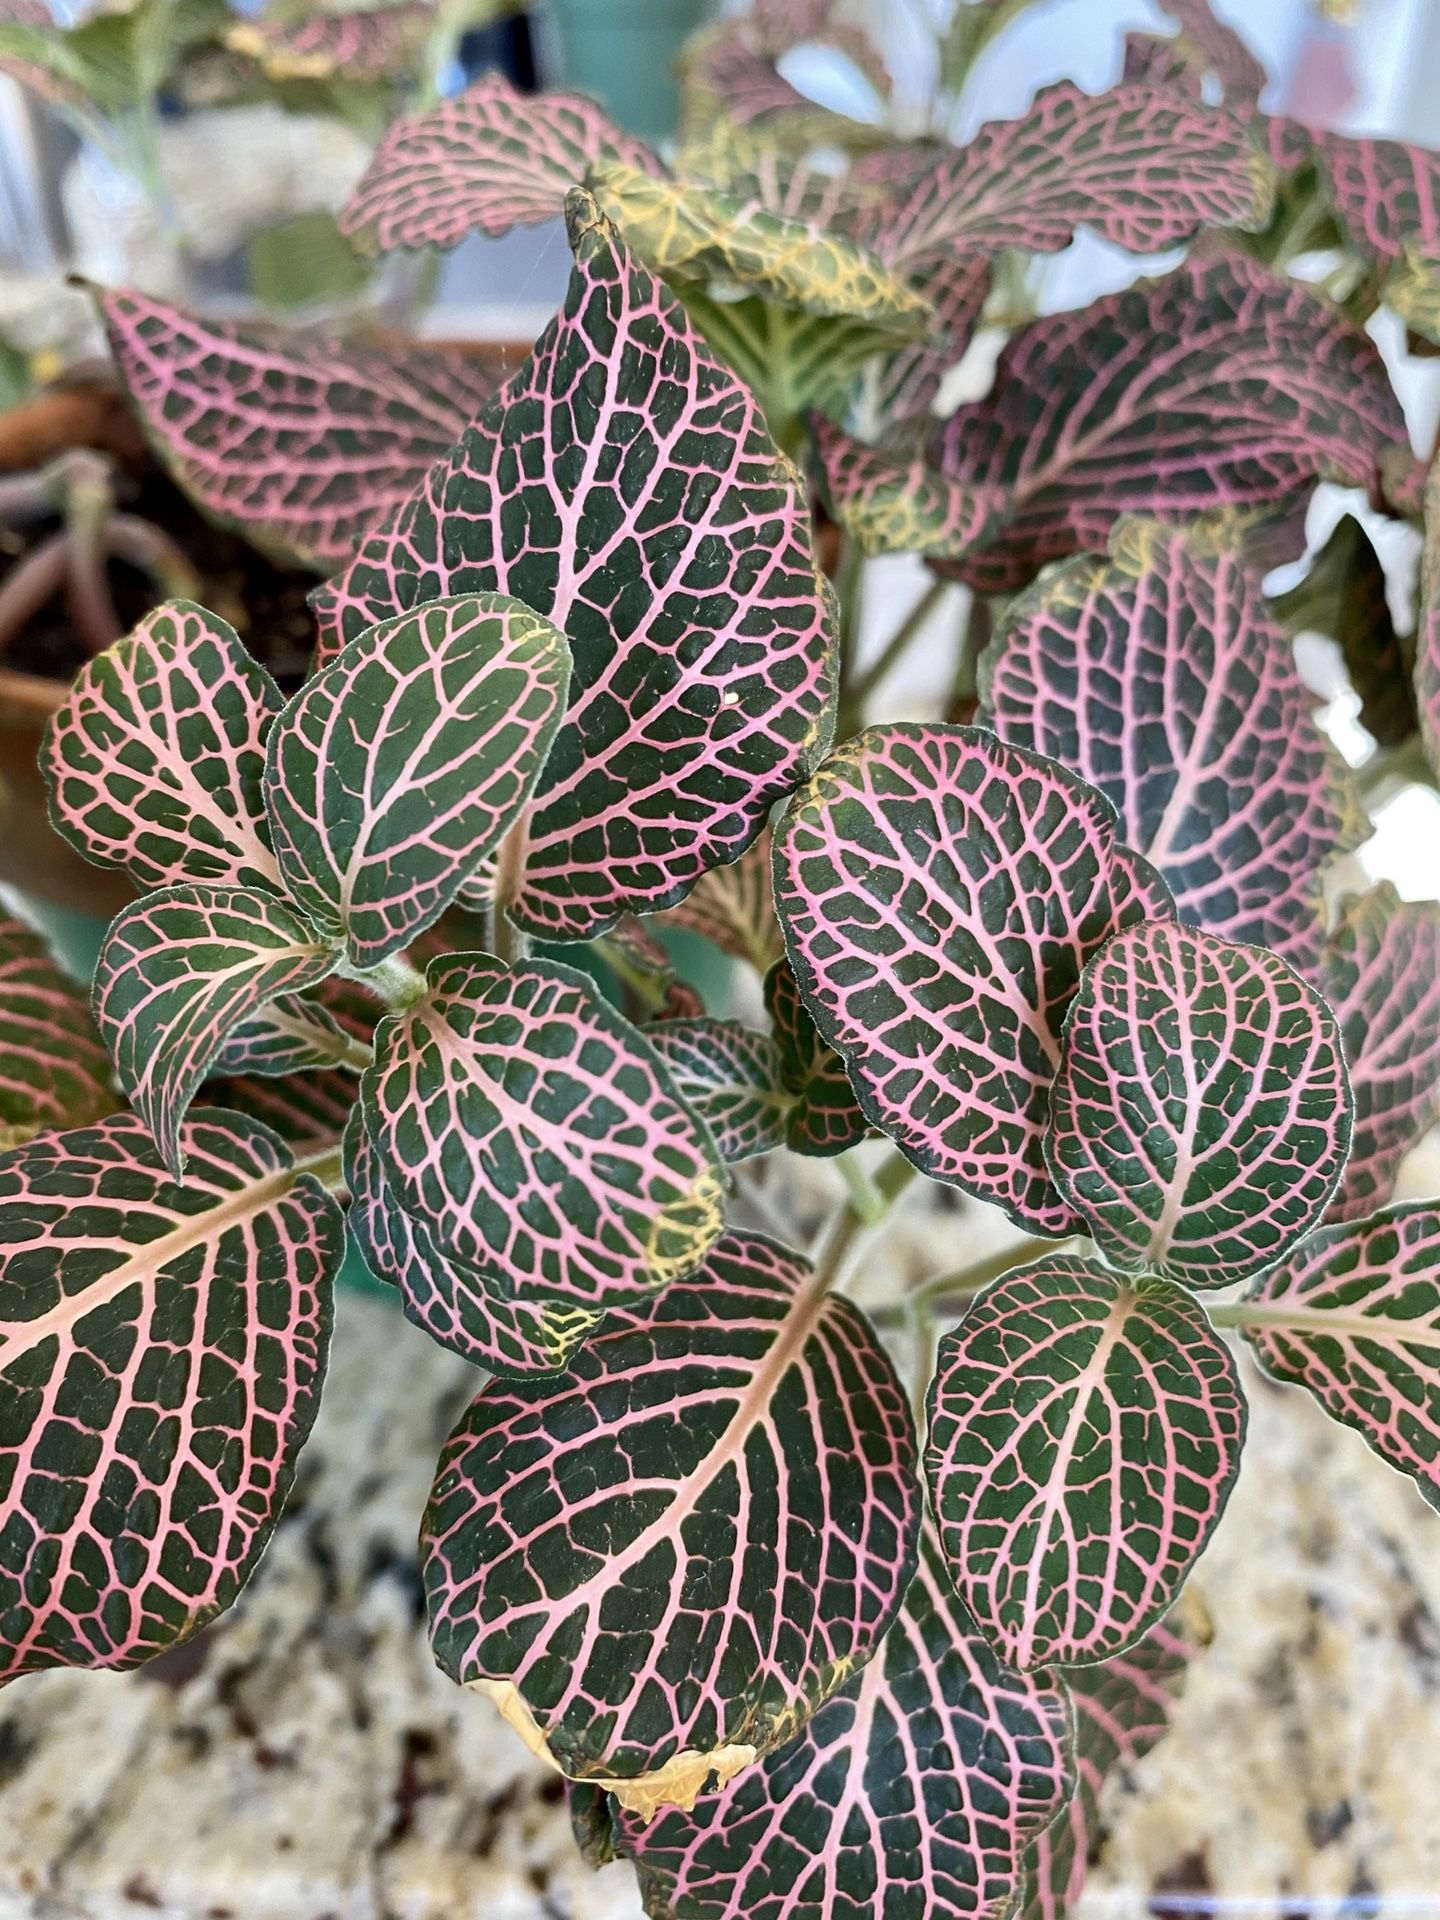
[5, 2, 1440, 1914]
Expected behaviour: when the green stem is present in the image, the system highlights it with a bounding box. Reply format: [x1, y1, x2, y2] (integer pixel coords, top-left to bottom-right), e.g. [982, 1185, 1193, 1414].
[834, 537, 867, 732]
[811, 1149, 919, 1294]
[1267, 185, 1335, 272]
[898, 1232, 1077, 1319]
[291, 1140, 349, 1196]
[340, 952, 428, 1010]
[838, 576, 946, 739]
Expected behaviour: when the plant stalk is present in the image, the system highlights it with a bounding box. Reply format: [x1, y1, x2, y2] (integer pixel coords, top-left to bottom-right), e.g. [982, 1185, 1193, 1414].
[838, 575, 946, 739]
[341, 952, 428, 1010]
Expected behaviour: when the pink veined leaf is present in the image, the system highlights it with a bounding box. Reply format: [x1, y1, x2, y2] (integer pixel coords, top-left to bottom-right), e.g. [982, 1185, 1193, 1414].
[1020, 1618, 1195, 1918]
[1108, 843, 1180, 930]
[343, 1111, 583, 1377]
[601, 1522, 1074, 1920]
[0, 913, 115, 1146]
[263, 592, 571, 969]
[1311, 129, 1440, 265]
[651, 831, 781, 973]
[338, 68, 665, 255]
[1314, 886, 1440, 1223]
[1240, 1203, 1440, 1509]
[1157, 0, 1267, 105]
[680, 30, 881, 148]
[315, 193, 837, 943]
[812, 415, 993, 560]
[1047, 922, 1352, 1287]
[362, 952, 724, 1314]
[762, 957, 868, 1158]
[849, 81, 1272, 272]
[227, 0, 431, 81]
[771, 723, 1141, 1234]
[42, 599, 283, 894]
[422, 1229, 920, 1815]
[930, 251, 1413, 592]
[925, 1257, 1246, 1671]
[95, 287, 506, 570]
[872, 250, 993, 428]
[93, 885, 339, 1179]
[213, 992, 368, 1078]
[646, 1018, 794, 1163]
[0, 1109, 342, 1681]
[980, 514, 1367, 968]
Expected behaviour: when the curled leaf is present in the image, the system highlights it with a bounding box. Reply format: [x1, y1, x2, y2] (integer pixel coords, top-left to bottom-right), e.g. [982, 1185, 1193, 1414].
[422, 1231, 920, 1813]
[0, 1110, 341, 1681]
[856, 81, 1272, 271]
[265, 593, 570, 968]
[926, 1258, 1246, 1670]
[932, 252, 1411, 590]
[340, 69, 665, 254]
[363, 953, 723, 1313]
[772, 724, 1139, 1233]
[653, 831, 780, 973]
[609, 1524, 1074, 1920]
[1241, 1203, 1440, 1508]
[317, 194, 837, 941]
[95, 289, 504, 570]
[344, 1111, 581, 1377]
[811, 415, 991, 561]
[94, 885, 338, 1177]
[588, 159, 930, 335]
[43, 599, 282, 894]
[1047, 922, 1352, 1287]
[982, 514, 1366, 967]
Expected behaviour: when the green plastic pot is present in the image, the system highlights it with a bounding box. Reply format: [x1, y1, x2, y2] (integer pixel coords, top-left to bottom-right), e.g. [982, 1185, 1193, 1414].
[535, 0, 712, 144]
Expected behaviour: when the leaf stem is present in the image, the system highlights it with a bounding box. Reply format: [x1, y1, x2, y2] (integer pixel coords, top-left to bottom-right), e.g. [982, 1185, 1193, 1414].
[491, 813, 531, 968]
[290, 1141, 348, 1196]
[838, 575, 946, 738]
[811, 1148, 919, 1293]
[340, 952, 428, 1010]
[872, 1231, 1077, 1327]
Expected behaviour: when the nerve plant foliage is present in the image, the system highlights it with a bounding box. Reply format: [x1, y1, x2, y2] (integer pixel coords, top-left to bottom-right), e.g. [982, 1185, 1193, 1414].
[8, 1, 1440, 1913]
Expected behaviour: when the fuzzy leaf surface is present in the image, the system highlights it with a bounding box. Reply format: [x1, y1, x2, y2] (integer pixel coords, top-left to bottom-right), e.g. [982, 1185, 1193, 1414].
[1048, 922, 1351, 1286]
[339, 70, 664, 253]
[1241, 1203, 1440, 1508]
[773, 724, 1137, 1232]
[609, 1525, 1073, 1920]
[343, 1112, 580, 1377]
[933, 253, 1411, 591]
[647, 1019, 792, 1163]
[982, 515, 1365, 966]
[422, 1230, 920, 1814]
[0, 1109, 340, 1681]
[363, 953, 723, 1313]
[1020, 1619, 1193, 1918]
[316, 195, 836, 941]
[265, 593, 569, 967]
[43, 599, 282, 893]
[1317, 886, 1440, 1222]
[94, 886, 337, 1177]
[763, 958, 868, 1158]
[95, 289, 503, 569]
[926, 1258, 1245, 1670]
[0, 915, 114, 1144]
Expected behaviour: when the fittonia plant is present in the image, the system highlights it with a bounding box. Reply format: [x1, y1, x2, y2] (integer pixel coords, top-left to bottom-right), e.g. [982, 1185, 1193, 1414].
[8, 0, 1440, 1910]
